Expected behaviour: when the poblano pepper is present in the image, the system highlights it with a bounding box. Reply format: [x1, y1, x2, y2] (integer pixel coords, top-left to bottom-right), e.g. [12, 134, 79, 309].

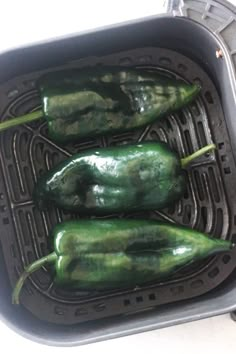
[0, 67, 200, 143]
[34, 141, 216, 214]
[12, 219, 233, 304]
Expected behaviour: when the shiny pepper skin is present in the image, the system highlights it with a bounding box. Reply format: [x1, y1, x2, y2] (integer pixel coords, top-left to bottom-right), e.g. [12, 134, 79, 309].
[12, 219, 233, 304]
[38, 67, 200, 143]
[52, 220, 232, 289]
[34, 142, 186, 214]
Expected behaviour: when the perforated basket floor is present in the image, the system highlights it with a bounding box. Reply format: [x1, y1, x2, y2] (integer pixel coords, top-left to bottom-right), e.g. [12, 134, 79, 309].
[0, 47, 235, 325]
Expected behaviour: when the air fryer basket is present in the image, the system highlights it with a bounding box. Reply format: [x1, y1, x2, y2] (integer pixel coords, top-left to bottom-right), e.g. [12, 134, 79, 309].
[0, 0, 236, 346]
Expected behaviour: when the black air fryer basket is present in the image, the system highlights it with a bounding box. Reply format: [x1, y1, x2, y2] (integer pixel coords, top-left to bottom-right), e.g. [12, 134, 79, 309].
[0, 0, 236, 346]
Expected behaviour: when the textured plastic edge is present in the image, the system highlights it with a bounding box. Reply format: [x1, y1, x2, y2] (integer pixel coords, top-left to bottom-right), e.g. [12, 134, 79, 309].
[169, 0, 236, 91]
[168, 0, 236, 323]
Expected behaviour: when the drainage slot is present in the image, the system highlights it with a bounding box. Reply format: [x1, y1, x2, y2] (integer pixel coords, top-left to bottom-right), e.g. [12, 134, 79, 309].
[178, 63, 187, 72]
[222, 254, 231, 264]
[208, 267, 219, 278]
[165, 118, 173, 132]
[197, 121, 207, 146]
[184, 130, 193, 154]
[124, 299, 131, 306]
[208, 167, 220, 203]
[54, 307, 65, 316]
[10, 244, 16, 258]
[75, 308, 88, 316]
[178, 112, 187, 125]
[224, 167, 231, 175]
[136, 296, 143, 303]
[94, 303, 106, 312]
[19, 132, 29, 162]
[205, 91, 214, 104]
[148, 293, 156, 301]
[221, 155, 227, 162]
[231, 234, 236, 244]
[168, 204, 175, 215]
[218, 142, 224, 150]
[194, 170, 204, 201]
[150, 130, 161, 141]
[213, 209, 223, 237]
[191, 103, 200, 116]
[183, 204, 191, 224]
[3, 217, 9, 225]
[18, 210, 30, 246]
[24, 165, 34, 195]
[8, 165, 20, 200]
[27, 250, 34, 264]
[198, 206, 208, 232]
[183, 188, 189, 199]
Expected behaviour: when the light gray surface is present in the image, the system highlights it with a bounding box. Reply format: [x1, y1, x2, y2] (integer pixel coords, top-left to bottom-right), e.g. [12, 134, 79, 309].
[0, 314, 235, 353]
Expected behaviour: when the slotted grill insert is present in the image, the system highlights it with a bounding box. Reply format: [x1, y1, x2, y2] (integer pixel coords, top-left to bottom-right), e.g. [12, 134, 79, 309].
[0, 48, 235, 325]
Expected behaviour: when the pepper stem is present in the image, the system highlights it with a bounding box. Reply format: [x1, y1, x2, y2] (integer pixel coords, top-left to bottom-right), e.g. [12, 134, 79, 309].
[12, 252, 57, 305]
[181, 144, 216, 168]
[0, 110, 43, 133]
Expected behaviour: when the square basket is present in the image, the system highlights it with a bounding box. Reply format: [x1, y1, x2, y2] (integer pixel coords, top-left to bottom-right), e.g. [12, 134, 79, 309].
[0, 0, 236, 346]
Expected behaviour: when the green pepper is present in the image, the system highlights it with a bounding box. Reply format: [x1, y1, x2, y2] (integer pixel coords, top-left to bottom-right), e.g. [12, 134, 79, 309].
[12, 219, 233, 304]
[34, 141, 216, 214]
[0, 67, 200, 143]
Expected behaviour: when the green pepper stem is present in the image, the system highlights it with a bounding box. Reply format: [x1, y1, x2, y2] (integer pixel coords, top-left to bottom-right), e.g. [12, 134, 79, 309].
[12, 252, 57, 305]
[181, 144, 216, 168]
[0, 110, 43, 133]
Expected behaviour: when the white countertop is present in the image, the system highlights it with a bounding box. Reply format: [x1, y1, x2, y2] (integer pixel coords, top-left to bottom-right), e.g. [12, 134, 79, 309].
[0, 314, 235, 353]
[0, 0, 236, 352]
